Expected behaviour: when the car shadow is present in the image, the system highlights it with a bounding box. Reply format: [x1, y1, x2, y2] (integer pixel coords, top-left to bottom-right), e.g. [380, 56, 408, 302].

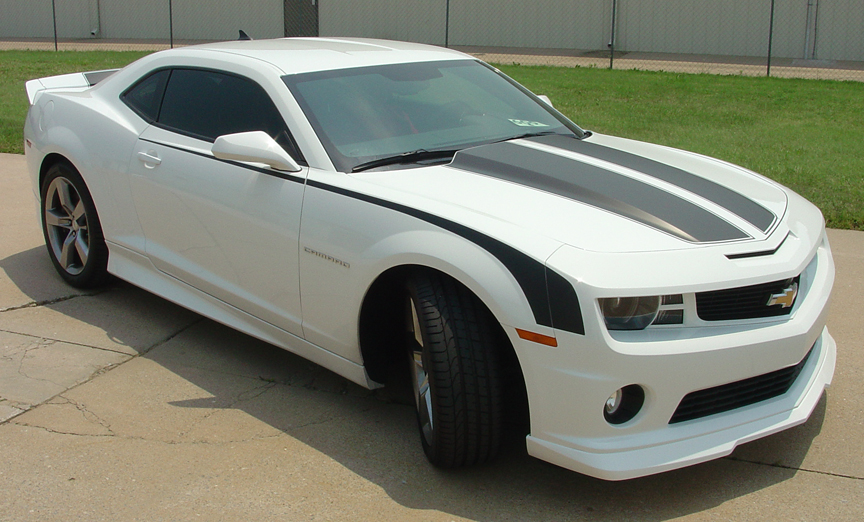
[1, 245, 827, 520]
[149, 317, 826, 521]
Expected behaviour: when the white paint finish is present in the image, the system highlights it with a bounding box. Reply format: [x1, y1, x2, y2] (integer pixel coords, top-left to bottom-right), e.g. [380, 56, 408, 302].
[129, 126, 306, 338]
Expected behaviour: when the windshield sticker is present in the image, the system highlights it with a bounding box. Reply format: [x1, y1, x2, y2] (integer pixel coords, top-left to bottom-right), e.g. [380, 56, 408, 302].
[508, 119, 549, 127]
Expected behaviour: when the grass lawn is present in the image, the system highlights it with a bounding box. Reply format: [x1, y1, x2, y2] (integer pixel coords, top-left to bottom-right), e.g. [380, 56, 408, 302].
[1, 50, 150, 153]
[1, 51, 862, 229]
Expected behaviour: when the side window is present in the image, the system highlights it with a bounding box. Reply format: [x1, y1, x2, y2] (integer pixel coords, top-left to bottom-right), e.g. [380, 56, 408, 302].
[121, 69, 170, 122]
[157, 68, 304, 163]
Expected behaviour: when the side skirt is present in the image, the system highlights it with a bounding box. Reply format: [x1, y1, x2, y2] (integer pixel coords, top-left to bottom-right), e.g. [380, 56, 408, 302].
[106, 241, 379, 389]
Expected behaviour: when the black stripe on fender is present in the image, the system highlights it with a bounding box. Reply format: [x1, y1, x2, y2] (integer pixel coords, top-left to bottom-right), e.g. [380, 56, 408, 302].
[449, 141, 749, 243]
[535, 134, 776, 233]
[307, 179, 585, 335]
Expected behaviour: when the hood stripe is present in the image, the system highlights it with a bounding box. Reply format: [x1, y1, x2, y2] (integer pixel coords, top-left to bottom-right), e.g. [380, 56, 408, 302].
[449, 141, 749, 243]
[535, 134, 776, 233]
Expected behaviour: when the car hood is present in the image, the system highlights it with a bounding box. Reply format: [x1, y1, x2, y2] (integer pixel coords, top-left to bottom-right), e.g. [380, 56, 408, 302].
[352, 133, 791, 254]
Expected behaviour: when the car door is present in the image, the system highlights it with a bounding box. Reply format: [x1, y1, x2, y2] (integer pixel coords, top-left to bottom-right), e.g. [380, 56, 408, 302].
[126, 68, 307, 337]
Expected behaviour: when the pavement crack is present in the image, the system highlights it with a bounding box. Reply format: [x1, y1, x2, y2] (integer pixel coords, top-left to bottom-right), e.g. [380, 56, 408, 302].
[0, 291, 104, 313]
[11, 422, 116, 439]
[14, 338, 67, 387]
[725, 456, 864, 481]
[0, 328, 134, 357]
[11, 420, 284, 446]
[66, 396, 116, 435]
[137, 316, 205, 356]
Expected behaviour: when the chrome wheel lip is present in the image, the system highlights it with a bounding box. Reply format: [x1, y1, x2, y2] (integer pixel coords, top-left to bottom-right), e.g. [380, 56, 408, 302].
[44, 176, 89, 276]
[408, 297, 434, 445]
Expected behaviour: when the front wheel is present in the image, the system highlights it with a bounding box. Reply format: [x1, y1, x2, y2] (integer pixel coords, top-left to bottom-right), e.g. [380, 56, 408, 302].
[405, 272, 503, 467]
[41, 162, 109, 288]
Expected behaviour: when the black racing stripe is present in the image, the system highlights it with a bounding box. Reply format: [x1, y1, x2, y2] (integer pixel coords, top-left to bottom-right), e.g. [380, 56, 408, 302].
[449, 142, 748, 243]
[306, 179, 585, 335]
[535, 134, 776, 232]
[139, 138, 305, 184]
[726, 232, 789, 259]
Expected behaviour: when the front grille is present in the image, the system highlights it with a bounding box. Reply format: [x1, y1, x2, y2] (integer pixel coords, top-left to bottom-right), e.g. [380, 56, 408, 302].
[669, 348, 812, 424]
[696, 276, 799, 321]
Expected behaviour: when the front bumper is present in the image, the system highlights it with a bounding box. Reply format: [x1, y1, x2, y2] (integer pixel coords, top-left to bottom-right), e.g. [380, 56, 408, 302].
[525, 328, 835, 480]
[515, 224, 835, 480]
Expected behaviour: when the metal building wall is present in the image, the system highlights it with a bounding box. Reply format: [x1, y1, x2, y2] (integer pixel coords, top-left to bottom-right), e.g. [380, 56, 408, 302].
[815, 0, 864, 61]
[318, 0, 446, 45]
[615, 0, 807, 59]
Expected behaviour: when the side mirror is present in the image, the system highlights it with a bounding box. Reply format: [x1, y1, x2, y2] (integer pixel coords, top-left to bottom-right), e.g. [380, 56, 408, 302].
[537, 94, 554, 108]
[211, 131, 302, 172]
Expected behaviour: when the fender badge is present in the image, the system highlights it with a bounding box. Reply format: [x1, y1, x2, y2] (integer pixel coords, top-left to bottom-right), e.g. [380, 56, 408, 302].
[304, 246, 350, 269]
[767, 282, 798, 308]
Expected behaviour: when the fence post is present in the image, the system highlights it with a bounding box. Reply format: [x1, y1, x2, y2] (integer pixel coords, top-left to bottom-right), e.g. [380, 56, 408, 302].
[445, 0, 450, 47]
[767, 0, 776, 77]
[608, 0, 618, 69]
[51, 0, 58, 51]
[169, 0, 174, 48]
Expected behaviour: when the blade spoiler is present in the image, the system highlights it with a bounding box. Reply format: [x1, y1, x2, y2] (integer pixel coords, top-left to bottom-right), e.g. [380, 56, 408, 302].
[25, 69, 119, 105]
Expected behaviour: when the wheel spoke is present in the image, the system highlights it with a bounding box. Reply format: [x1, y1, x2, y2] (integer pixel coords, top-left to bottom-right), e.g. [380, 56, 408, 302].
[411, 300, 424, 347]
[75, 232, 89, 266]
[422, 388, 433, 430]
[45, 208, 72, 228]
[56, 179, 76, 214]
[71, 199, 86, 221]
[59, 231, 77, 269]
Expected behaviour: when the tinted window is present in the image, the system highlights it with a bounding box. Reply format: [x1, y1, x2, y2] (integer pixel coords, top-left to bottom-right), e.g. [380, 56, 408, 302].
[158, 69, 303, 162]
[122, 69, 169, 122]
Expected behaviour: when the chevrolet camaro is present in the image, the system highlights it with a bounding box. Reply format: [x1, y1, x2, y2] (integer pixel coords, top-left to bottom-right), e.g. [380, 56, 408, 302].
[23, 37, 836, 480]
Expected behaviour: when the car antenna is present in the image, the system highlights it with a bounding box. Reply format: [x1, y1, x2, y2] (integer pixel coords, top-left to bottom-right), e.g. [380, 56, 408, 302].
[238, 30, 252, 41]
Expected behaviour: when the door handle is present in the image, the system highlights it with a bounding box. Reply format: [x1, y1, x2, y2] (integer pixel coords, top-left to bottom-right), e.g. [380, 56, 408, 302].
[138, 150, 162, 167]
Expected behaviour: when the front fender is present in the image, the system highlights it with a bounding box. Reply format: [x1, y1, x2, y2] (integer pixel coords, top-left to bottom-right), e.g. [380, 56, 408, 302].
[298, 178, 562, 364]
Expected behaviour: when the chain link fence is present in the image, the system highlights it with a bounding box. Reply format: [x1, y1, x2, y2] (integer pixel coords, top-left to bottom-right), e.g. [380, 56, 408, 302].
[2, 0, 862, 81]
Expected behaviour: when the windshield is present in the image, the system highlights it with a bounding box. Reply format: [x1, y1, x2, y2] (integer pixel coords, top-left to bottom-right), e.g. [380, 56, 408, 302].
[282, 60, 583, 172]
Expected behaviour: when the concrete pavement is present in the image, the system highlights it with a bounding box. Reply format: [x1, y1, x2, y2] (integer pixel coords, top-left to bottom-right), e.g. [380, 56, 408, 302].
[0, 152, 862, 520]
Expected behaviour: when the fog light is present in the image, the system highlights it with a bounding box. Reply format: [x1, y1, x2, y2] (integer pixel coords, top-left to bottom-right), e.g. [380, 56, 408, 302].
[603, 384, 645, 425]
[605, 389, 623, 415]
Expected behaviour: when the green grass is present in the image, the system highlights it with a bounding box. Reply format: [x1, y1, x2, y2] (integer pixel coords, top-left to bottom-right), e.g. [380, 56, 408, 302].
[1, 50, 150, 154]
[499, 65, 864, 230]
[1, 51, 862, 229]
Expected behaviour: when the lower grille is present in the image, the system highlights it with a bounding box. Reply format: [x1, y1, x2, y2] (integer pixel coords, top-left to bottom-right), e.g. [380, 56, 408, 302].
[696, 276, 799, 321]
[669, 348, 813, 424]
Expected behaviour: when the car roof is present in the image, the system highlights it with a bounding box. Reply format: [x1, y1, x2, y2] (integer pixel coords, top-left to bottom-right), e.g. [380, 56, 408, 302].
[180, 37, 474, 75]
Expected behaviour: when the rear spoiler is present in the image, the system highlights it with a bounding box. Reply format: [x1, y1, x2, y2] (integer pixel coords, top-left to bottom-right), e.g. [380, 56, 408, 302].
[25, 69, 119, 105]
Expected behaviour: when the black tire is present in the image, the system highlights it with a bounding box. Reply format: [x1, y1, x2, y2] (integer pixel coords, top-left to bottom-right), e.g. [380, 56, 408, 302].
[41, 162, 109, 288]
[405, 271, 503, 468]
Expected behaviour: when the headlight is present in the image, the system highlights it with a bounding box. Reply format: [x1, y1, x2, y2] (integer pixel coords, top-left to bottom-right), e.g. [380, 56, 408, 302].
[599, 296, 660, 330]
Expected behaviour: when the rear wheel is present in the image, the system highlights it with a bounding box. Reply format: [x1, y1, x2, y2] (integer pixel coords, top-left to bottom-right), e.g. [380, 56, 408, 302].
[41, 162, 109, 288]
[405, 272, 503, 467]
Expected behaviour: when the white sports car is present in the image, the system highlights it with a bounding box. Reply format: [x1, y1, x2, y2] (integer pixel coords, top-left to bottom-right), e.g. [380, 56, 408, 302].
[23, 38, 835, 480]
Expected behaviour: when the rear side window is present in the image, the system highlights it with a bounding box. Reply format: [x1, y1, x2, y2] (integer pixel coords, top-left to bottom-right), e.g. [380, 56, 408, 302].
[122, 69, 169, 122]
[123, 67, 304, 163]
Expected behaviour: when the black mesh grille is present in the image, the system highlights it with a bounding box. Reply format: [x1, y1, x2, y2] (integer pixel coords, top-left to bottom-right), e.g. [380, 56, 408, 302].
[669, 348, 813, 424]
[696, 276, 799, 321]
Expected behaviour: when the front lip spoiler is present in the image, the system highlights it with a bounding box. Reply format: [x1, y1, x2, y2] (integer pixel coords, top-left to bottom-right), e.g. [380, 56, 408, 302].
[524, 328, 836, 481]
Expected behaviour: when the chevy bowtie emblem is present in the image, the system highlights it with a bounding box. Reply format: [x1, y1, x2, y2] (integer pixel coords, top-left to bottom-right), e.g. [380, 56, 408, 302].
[767, 282, 798, 308]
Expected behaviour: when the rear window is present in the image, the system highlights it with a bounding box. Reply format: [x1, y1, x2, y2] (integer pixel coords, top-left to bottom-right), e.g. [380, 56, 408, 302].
[122, 69, 169, 122]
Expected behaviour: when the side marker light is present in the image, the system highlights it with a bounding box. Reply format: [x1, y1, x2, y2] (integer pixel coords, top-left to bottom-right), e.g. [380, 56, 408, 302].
[516, 329, 558, 347]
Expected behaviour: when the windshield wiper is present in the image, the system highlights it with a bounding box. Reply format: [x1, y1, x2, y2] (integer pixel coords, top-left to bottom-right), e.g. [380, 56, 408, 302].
[351, 149, 459, 173]
[496, 130, 575, 143]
